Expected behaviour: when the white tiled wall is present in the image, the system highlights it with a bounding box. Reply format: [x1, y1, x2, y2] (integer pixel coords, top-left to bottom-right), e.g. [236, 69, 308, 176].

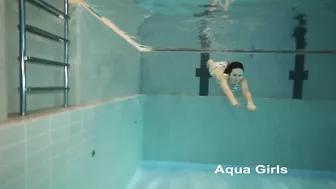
[0, 95, 143, 189]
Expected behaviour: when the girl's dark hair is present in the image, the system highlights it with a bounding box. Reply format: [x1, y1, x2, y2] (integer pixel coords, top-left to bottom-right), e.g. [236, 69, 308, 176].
[223, 61, 244, 74]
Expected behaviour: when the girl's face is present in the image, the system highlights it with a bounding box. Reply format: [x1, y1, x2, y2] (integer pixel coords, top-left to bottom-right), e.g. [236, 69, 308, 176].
[229, 68, 243, 84]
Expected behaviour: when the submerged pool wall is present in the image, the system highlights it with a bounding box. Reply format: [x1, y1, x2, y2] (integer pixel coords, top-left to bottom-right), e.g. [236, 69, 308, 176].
[141, 95, 336, 172]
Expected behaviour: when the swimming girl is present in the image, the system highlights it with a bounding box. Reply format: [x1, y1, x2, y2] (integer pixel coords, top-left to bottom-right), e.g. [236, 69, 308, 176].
[207, 59, 257, 111]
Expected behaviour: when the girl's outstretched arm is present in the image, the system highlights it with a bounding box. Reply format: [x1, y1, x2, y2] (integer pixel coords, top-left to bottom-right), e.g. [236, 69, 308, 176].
[219, 77, 240, 106]
[240, 79, 256, 111]
[207, 59, 240, 106]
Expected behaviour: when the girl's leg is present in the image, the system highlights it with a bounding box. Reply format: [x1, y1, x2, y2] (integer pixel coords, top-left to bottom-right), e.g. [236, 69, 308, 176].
[223, 0, 231, 11]
[207, 59, 227, 80]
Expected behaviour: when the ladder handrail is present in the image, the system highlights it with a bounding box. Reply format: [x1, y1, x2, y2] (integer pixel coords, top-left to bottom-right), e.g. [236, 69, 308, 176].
[25, 24, 70, 43]
[26, 0, 69, 19]
[22, 56, 70, 67]
[18, 0, 70, 115]
[64, 0, 70, 108]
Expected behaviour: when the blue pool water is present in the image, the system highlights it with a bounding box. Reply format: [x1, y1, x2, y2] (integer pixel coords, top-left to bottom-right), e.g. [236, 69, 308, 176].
[2, 0, 336, 188]
[78, 0, 336, 186]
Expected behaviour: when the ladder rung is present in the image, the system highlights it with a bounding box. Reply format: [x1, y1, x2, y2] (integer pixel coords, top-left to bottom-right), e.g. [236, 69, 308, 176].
[24, 56, 70, 67]
[25, 25, 69, 43]
[26, 0, 69, 20]
[25, 87, 70, 92]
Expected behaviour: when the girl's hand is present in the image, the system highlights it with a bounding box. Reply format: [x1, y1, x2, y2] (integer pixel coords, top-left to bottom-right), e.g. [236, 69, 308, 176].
[247, 103, 256, 111]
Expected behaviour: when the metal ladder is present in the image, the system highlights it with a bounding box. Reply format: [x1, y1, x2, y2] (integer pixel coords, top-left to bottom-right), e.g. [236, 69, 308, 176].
[18, 0, 70, 115]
